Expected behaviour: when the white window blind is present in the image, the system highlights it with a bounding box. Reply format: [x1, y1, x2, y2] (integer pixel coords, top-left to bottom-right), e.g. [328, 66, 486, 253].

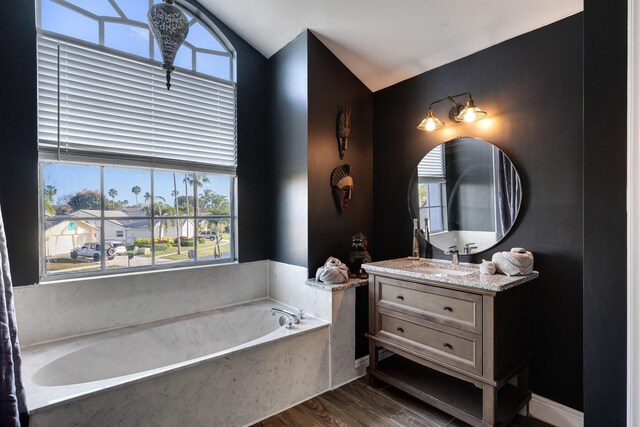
[37, 35, 237, 174]
[418, 144, 445, 179]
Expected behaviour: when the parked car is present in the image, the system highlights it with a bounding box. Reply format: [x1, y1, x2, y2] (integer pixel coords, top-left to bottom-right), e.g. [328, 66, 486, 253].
[198, 231, 218, 240]
[70, 242, 116, 262]
[107, 240, 127, 256]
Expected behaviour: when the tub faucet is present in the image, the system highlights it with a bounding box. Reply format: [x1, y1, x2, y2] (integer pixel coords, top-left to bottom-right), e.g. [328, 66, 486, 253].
[271, 308, 300, 329]
[444, 246, 460, 265]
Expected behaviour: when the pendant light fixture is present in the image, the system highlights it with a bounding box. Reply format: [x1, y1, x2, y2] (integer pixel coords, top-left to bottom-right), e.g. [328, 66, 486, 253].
[417, 92, 487, 131]
[148, 0, 190, 90]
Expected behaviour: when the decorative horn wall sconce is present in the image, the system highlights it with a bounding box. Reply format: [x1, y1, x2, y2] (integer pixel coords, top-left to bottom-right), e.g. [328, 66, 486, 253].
[417, 92, 487, 131]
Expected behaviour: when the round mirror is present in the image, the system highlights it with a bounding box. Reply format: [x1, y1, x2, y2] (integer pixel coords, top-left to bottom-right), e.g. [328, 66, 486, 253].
[408, 137, 522, 254]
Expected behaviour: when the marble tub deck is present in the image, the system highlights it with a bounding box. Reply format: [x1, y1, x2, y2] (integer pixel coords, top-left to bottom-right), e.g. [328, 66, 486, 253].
[22, 298, 329, 415]
[363, 258, 538, 292]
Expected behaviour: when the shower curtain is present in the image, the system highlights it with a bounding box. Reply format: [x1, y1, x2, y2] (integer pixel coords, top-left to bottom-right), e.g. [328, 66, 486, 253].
[0, 205, 27, 426]
[494, 149, 520, 240]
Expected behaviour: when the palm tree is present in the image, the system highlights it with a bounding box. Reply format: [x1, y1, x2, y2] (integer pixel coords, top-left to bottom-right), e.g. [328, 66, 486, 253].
[44, 185, 57, 215]
[172, 173, 182, 254]
[108, 188, 118, 201]
[131, 185, 141, 206]
[183, 173, 211, 235]
[154, 196, 168, 239]
[144, 192, 151, 208]
[44, 185, 57, 203]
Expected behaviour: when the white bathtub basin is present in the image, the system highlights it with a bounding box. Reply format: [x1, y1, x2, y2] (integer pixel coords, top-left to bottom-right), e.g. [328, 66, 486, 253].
[22, 299, 329, 413]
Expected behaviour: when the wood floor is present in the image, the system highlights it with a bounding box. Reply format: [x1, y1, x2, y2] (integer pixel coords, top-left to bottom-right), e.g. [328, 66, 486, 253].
[252, 376, 553, 427]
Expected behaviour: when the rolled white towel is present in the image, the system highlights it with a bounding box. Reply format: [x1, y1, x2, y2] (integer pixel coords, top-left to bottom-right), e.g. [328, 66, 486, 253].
[480, 260, 496, 275]
[491, 249, 534, 276]
[315, 257, 349, 284]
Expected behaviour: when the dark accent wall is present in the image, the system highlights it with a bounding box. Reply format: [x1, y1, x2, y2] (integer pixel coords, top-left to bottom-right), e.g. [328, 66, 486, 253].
[268, 32, 309, 267]
[1, 0, 270, 285]
[373, 15, 584, 410]
[307, 33, 373, 360]
[0, 0, 39, 286]
[307, 32, 373, 275]
[583, 0, 627, 425]
[267, 31, 373, 279]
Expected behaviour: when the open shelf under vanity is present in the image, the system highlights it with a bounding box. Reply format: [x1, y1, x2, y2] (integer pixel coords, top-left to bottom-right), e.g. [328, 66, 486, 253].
[369, 355, 530, 427]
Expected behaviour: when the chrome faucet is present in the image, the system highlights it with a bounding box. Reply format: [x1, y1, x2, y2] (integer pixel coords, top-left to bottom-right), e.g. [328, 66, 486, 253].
[444, 246, 460, 265]
[271, 308, 300, 329]
[463, 243, 477, 254]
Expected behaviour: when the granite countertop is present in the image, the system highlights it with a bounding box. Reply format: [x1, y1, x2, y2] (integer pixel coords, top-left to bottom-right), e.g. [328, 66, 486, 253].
[362, 258, 538, 292]
[304, 277, 369, 292]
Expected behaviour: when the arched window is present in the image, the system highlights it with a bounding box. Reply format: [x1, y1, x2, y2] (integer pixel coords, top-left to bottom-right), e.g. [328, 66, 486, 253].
[37, 0, 237, 278]
[38, 0, 234, 81]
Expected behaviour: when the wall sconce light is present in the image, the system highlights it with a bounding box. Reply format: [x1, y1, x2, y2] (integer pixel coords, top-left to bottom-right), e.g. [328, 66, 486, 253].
[148, 0, 190, 90]
[417, 92, 487, 131]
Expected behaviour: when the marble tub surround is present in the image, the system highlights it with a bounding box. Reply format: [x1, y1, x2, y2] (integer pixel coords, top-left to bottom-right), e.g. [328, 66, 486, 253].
[304, 277, 368, 292]
[28, 325, 330, 427]
[268, 261, 365, 388]
[15, 261, 269, 346]
[23, 299, 330, 421]
[269, 261, 332, 321]
[363, 258, 538, 292]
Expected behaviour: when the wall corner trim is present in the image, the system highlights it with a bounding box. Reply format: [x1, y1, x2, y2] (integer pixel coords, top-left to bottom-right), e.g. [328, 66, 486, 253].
[628, 0, 640, 425]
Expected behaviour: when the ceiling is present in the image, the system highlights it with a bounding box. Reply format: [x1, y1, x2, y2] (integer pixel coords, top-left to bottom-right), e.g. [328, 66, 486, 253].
[199, 0, 583, 92]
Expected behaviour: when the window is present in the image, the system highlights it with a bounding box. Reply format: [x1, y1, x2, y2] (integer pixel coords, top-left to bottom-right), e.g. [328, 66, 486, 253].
[417, 145, 447, 233]
[38, 0, 237, 278]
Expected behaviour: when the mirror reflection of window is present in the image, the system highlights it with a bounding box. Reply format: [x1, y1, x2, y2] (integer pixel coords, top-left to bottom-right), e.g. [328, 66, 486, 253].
[409, 138, 522, 254]
[417, 145, 447, 233]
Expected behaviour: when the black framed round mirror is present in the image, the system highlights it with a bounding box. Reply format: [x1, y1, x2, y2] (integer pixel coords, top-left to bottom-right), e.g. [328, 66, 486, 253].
[408, 137, 522, 255]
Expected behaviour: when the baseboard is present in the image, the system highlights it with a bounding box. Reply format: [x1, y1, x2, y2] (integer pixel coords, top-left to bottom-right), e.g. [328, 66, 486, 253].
[354, 349, 405, 377]
[527, 394, 584, 427]
[354, 355, 584, 427]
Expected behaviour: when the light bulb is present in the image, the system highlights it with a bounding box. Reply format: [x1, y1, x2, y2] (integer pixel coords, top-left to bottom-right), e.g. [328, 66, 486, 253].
[426, 118, 436, 131]
[463, 109, 476, 122]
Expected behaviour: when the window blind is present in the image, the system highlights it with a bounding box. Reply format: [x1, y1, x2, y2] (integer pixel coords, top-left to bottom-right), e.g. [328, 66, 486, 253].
[37, 35, 237, 174]
[417, 144, 445, 179]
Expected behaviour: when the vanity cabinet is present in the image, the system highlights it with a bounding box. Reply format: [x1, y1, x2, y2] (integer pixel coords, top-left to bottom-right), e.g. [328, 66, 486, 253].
[365, 265, 535, 427]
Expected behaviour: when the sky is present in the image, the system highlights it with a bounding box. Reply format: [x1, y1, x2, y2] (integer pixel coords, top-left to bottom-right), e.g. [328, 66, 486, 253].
[44, 163, 230, 208]
[41, 0, 230, 79]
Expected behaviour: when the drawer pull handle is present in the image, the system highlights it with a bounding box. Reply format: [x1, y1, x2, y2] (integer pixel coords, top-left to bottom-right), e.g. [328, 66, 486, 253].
[396, 327, 404, 333]
[396, 295, 404, 300]
[443, 342, 452, 349]
[443, 306, 453, 311]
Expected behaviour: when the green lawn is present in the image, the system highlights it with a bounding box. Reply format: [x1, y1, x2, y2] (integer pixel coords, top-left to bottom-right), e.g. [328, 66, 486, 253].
[163, 240, 230, 261]
[45, 258, 97, 271]
[137, 240, 221, 260]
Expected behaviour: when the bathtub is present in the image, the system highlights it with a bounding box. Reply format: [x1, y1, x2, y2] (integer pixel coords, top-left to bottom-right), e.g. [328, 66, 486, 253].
[22, 299, 331, 426]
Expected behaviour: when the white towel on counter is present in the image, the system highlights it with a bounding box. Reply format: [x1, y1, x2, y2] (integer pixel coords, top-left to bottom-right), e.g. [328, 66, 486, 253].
[480, 260, 496, 275]
[315, 257, 349, 284]
[491, 248, 534, 276]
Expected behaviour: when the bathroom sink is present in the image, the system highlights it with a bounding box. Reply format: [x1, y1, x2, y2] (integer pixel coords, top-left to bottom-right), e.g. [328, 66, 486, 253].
[407, 265, 475, 277]
[393, 260, 477, 277]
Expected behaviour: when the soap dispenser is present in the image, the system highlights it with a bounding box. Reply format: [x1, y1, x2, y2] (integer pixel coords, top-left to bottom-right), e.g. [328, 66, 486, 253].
[411, 218, 420, 260]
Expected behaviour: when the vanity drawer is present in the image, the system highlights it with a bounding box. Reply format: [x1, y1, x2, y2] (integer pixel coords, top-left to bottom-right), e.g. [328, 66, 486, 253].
[378, 312, 481, 373]
[376, 276, 482, 334]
